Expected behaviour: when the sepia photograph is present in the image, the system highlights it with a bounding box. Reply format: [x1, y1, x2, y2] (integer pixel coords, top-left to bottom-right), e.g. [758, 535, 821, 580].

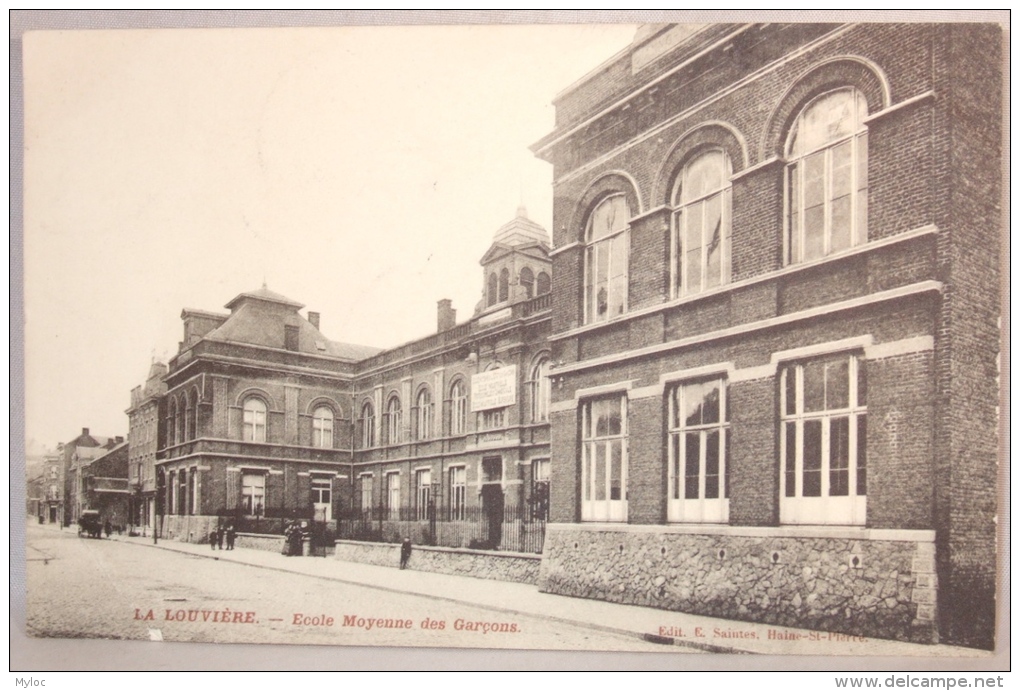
[12, 11, 1008, 672]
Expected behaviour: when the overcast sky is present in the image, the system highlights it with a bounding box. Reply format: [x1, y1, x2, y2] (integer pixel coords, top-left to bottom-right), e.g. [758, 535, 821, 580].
[22, 23, 638, 452]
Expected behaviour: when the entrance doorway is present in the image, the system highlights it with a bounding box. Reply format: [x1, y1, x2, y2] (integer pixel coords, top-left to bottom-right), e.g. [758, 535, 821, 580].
[481, 457, 504, 548]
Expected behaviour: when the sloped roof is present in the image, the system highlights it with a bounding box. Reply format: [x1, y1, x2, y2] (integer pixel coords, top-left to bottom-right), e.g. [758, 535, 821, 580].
[205, 287, 382, 361]
[492, 206, 550, 247]
[224, 286, 305, 311]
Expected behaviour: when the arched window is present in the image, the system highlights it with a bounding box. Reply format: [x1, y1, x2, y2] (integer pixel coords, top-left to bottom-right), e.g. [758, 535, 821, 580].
[498, 268, 510, 302]
[191, 389, 200, 440]
[487, 273, 498, 307]
[584, 195, 630, 323]
[175, 395, 186, 444]
[385, 395, 402, 445]
[242, 397, 267, 443]
[167, 398, 178, 446]
[537, 271, 551, 295]
[415, 387, 433, 441]
[520, 267, 535, 299]
[530, 357, 551, 423]
[786, 88, 868, 264]
[450, 379, 467, 435]
[671, 149, 732, 296]
[312, 406, 334, 448]
[360, 401, 375, 449]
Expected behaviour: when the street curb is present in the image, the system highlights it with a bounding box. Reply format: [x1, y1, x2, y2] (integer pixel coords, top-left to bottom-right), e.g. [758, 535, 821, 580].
[114, 536, 750, 655]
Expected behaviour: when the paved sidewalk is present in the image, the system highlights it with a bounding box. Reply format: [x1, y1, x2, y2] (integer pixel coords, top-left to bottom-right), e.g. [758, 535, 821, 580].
[110, 530, 986, 658]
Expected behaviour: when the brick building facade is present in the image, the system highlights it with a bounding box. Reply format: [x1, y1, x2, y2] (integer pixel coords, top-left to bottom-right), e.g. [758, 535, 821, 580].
[530, 23, 1000, 649]
[126, 361, 167, 532]
[155, 209, 552, 552]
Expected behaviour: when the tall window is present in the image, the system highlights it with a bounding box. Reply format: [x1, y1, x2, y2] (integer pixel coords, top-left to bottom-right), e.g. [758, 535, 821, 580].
[450, 380, 467, 435]
[520, 267, 535, 299]
[385, 395, 402, 445]
[537, 271, 551, 296]
[168, 399, 177, 446]
[530, 358, 551, 422]
[449, 466, 466, 520]
[311, 475, 332, 521]
[184, 396, 193, 441]
[671, 150, 732, 297]
[176, 396, 186, 444]
[360, 402, 375, 449]
[242, 398, 267, 443]
[780, 353, 867, 525]
[498, 268, 510, 302]
[359, 474, 373, 513]
[415, 468, 432, 521]
[241, 473, 265, 516]
[786, 88, 869, 264]
[415, 388, 433, 441]
[385, 472, 401, 518]
[584, 195, 630, 324]
[581, 395, 628, 522]
[668, 378, 729, 523]
[312, 406, 334, 448]
[487, 273, 498, 307]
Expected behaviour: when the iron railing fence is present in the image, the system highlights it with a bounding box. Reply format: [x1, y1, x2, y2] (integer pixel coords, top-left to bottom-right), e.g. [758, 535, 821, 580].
[336, 503, 546, 554]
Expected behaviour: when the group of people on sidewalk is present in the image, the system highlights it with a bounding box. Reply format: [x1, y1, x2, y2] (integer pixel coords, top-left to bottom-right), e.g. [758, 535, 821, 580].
[208, 524, 236, 550]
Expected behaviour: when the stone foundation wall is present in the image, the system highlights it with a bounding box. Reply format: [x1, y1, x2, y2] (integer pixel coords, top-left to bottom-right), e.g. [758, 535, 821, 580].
[539, 525, 937, 643]
[334, 540, 541, 584]
[160, 515, 218, 544]
[235, 532, 286, 552]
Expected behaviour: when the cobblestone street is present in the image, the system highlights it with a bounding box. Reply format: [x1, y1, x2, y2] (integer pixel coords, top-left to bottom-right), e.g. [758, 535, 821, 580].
[25, 525, 671, 652]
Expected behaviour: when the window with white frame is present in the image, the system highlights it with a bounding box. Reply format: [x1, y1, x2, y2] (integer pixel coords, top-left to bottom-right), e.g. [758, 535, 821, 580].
[311, 475, 332, 521]
[668, 377, 730, 523]
[584, 194, 630, 324]
[242, 398, 267, 443]
[671, 150, 732, 297]
[786, 88, 869, 264]
[385, 471, 401, 518]
[415, 388, 433, 441]
[359, 474, 373, 513]
[415, 468, 432, 521]
[241, 472, 265, 516]
[780, 353, 867, 525]
[450, 380, 467, 435]
[530, 358, 551, 423]
[385, 395, 402, 445]
[449, 466, 466, 521]
[580, 395, 628, 522]
[312, 406, 334, 448]
[360, 401, 375, 449]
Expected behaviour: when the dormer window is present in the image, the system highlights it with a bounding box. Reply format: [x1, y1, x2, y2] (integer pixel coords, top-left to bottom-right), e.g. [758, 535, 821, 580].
[284, 324, 299, 351]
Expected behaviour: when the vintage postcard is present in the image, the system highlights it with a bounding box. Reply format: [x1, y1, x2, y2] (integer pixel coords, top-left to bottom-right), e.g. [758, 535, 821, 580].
[13, 12, 1009, 671]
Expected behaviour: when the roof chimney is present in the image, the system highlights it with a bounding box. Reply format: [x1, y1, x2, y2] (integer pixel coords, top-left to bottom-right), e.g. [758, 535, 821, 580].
[437, 299, 456, 332]
[82, 428, 89, 437]
[308, 311, 320, 330]
[115, 436, 124, 444]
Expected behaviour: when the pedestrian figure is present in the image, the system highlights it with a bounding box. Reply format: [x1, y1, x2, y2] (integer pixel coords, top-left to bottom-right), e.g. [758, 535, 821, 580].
[225, 524, 236, 550]
[104, 520, 112, 538]
[209, 527, 219, 550]
[400, 538, 412, 570]
[217, 526, 225, 550]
